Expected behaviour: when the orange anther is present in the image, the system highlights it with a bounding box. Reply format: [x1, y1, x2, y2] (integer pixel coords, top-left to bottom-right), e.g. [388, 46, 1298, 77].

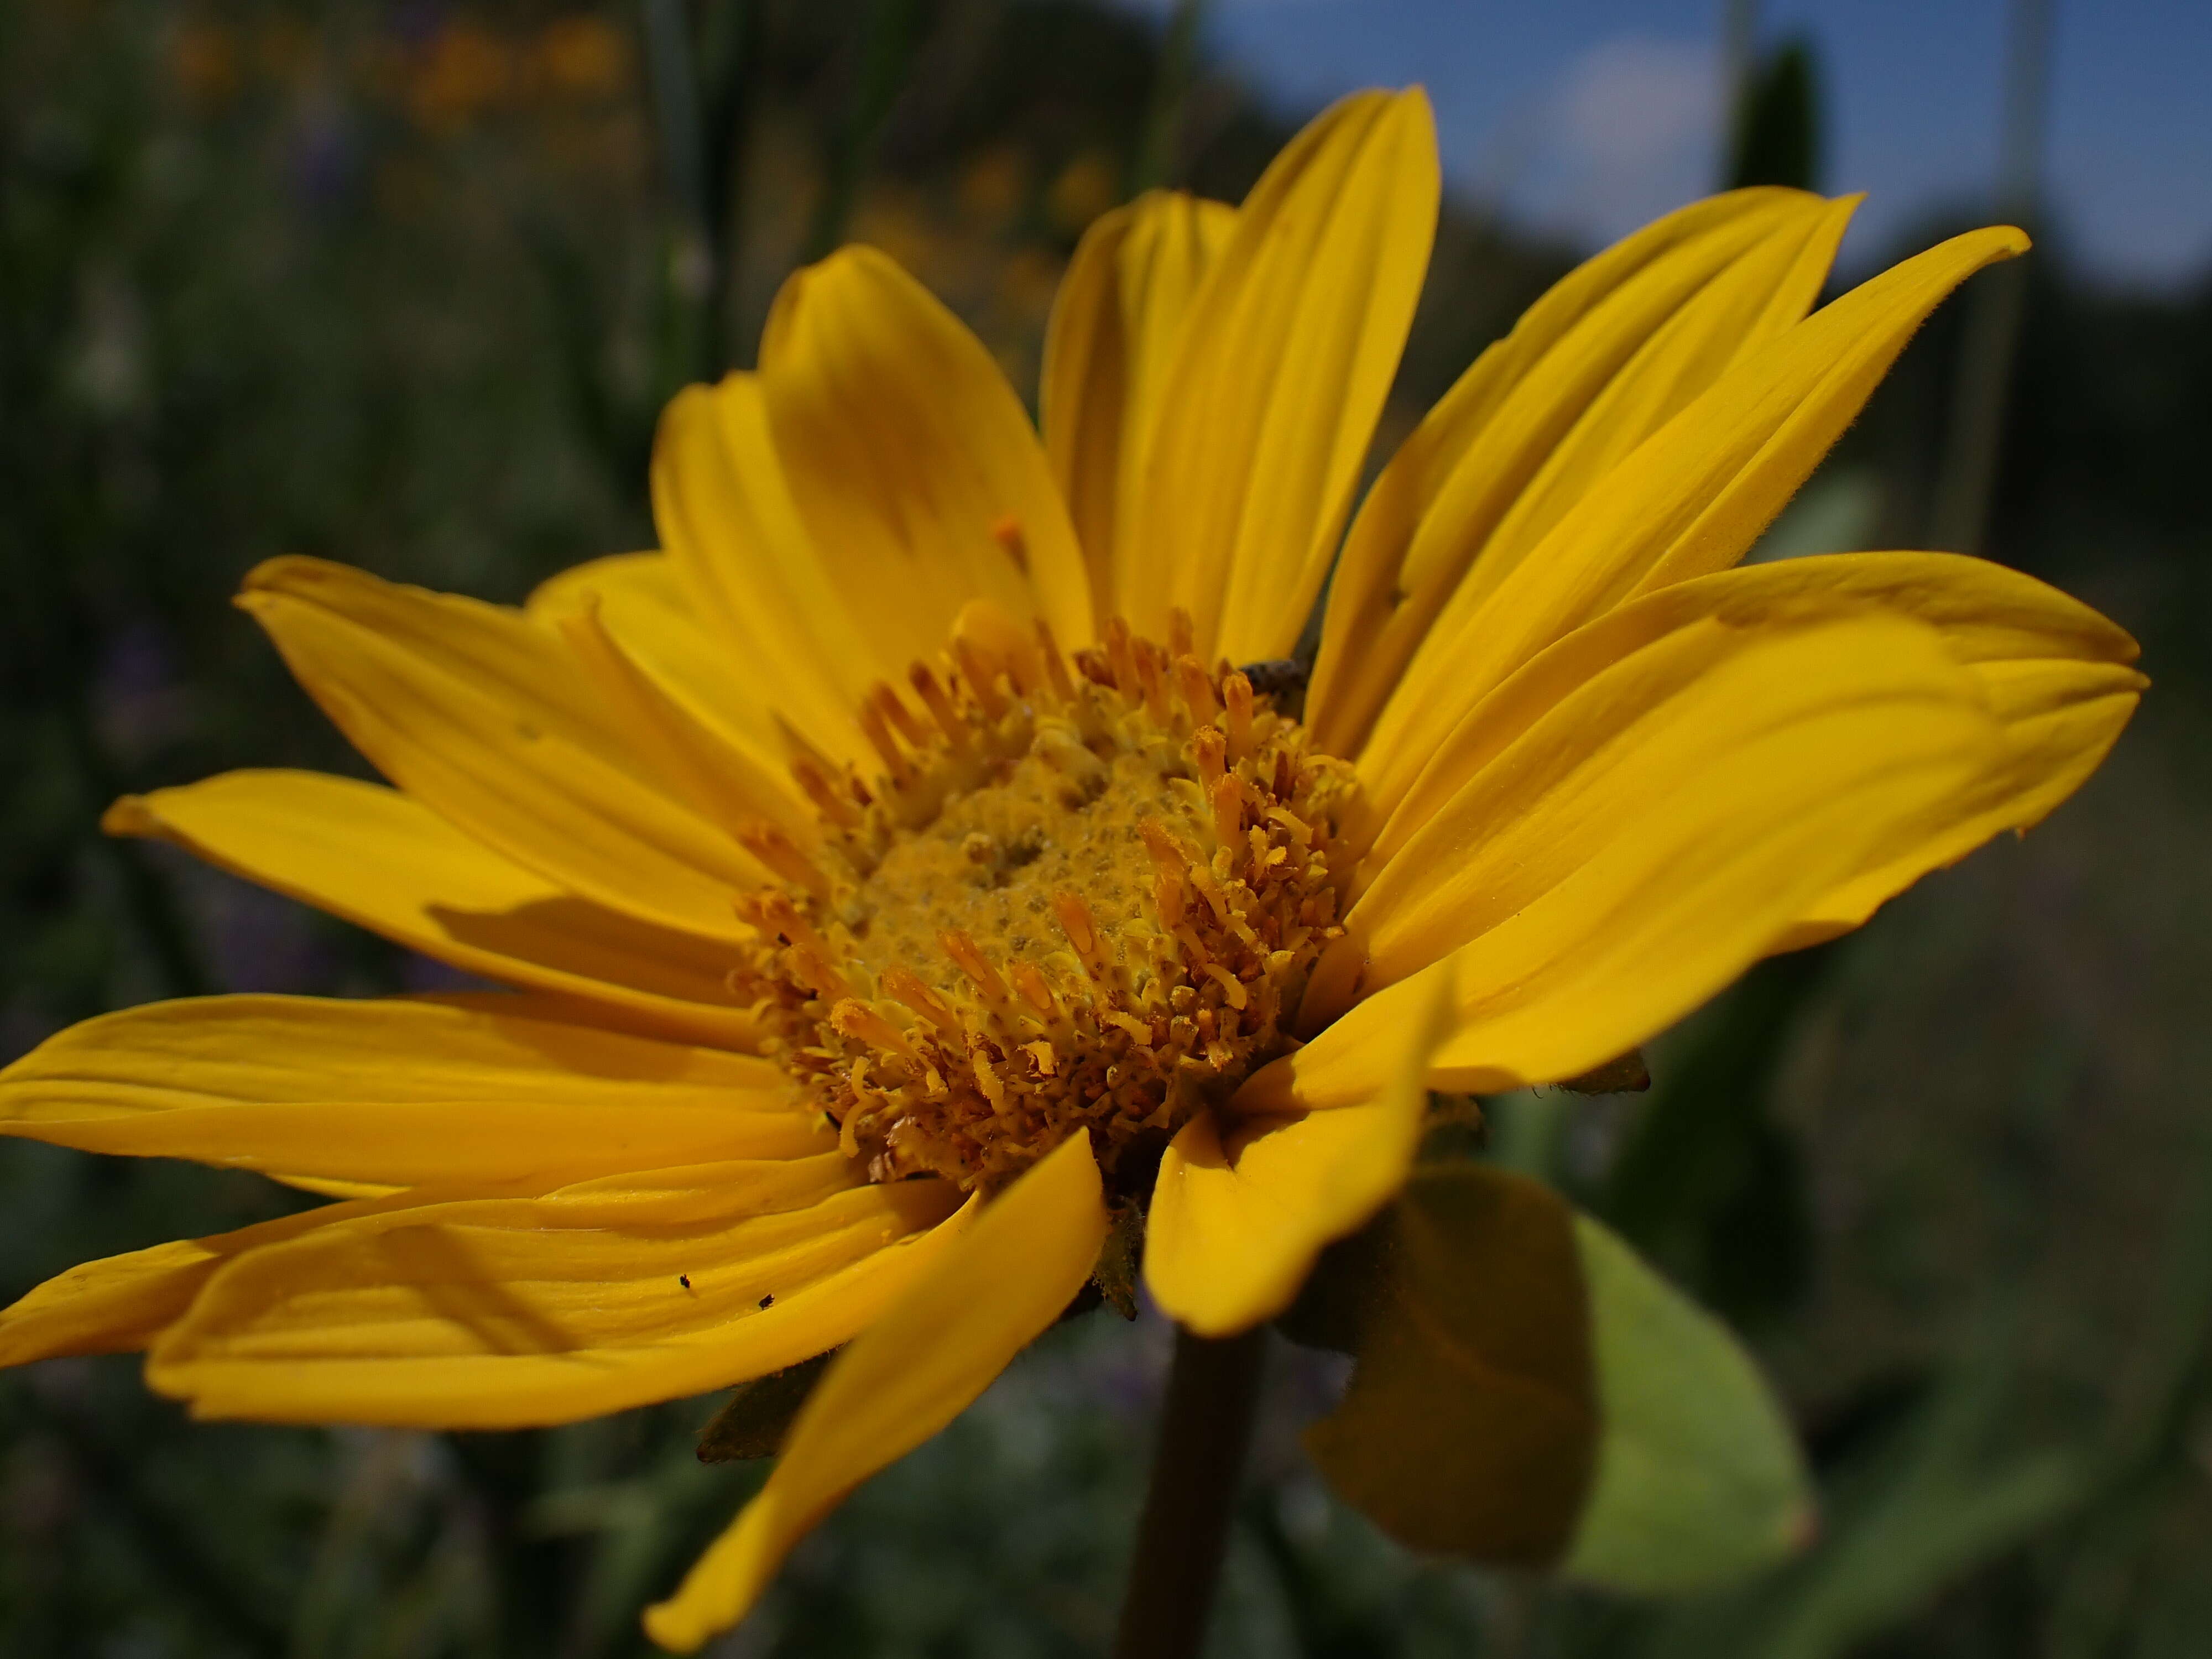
[791, 948, 855, 1001]
[1168, 607, 1196, 659]
[1209, 774, 1245, 847]
[1175, 655, 1218, 726]
[855, 696, 915, 784]
[1010, 962, 1060, 1019]
[738, 822, 831, 899]
[1192, 726, 1227, 796]
[1104, 617, 1140, 702]
[830, 998, 921, 1063]
[744, 890, 830, 955]
[1051, 891, 1099, 958]
[940, 929, 1011, 1005]
[1133, 638, 1172, 723]
[870, 681, 930, 749]
[949, 637, 1011, 719]
[908, 661, 969, 747]
[1139, 818, 1187, 873]
[1034, 618, 1078, 703]
[1138, 819, 1188, 924]
[790, 755, 862, 828]
[1223, 670, 1255, 761]
[880, 965, 964, 1037]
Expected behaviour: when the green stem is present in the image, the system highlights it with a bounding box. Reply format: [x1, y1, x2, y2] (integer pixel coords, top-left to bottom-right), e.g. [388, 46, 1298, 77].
[1113, 1325, 1266, 1659]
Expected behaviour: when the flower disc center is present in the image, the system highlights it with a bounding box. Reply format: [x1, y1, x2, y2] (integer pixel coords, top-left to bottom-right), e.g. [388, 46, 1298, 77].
[733, 613, 1355, 1194]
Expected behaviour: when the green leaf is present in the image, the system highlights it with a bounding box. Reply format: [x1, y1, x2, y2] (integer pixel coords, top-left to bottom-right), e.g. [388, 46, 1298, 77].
[1301, 1164, 1814, 1591]
[1561, 1214, 1815, 1592]
[1303, 1164, 1598, 1564]
[1600, 949, 1828, 1326]
[695, 1349, 838, 1463]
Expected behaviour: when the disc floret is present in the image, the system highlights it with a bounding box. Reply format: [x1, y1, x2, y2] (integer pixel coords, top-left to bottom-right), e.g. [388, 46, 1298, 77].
[733, 607, 1357, 1194]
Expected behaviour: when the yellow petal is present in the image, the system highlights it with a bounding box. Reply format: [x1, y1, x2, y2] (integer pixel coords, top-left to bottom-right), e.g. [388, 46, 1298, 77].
[644, 1133, 1106, 1653]
[526, 551, 817, 770]
[0, 1197, 397, 1367]
[555, 597, 819, 847]
[240, 557, 762, 938]
[759, 246, 1093, 659]
[1041, 189, 1237, 620]
[1243, 614, 2007, 1112]
[1356, 225, 2028, 822]
[1145, 965, 1456, 1338]
[270, 1175, 402, 1199]
[106, 770, 761, 1047]
[525, 549, 667, 623]
[1363, 551, 2143, 879]
[649, 380, 882, 765]
[1781, 654, 2141, 946]
[1120, 88, 1440, 660]
[148, 1166, 963, 1427]
[0, 992, 823, 1188]
[1309, 187, 1853, 759]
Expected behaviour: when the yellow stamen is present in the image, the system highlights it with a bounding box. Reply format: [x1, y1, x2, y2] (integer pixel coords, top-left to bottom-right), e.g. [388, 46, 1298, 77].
[791, 755, 863, 828]
[791, 948, 855, 1001]
[1034, 618, 1078, 704]
[1140, 820, 1187, 924]
[830, 998, 922, 1065]
[1010, 961, 1061, 1020]
[909, 661, 970, 748]
[737, 823, 831, 899]
[1103, 617, 1139, 703]
[870, 681, 930, 750]
[1208, 774, 1245, 848]
[1168, 607, 1196, 660]
[1223, 669, 1255, 761]
[1133, 638, 1172, 724]
[1176, 655, 1218, 726]
[728, 616, 1357, 1191]
[880, 965, 964, 1038]
[941, 929, 1013, 1008]
[950, 636, 1011, 719]
[856, 696, 915, 785]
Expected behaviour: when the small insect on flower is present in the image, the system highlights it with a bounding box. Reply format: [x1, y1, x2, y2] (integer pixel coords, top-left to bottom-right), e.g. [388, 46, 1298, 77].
[0, 86, 2141, 1658]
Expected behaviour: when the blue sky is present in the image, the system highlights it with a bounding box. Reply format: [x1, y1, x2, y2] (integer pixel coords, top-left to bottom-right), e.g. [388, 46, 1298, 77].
[1107, 0, 2212, 288]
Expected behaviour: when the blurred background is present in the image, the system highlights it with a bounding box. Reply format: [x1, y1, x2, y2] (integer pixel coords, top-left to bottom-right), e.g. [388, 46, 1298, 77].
[2, 1, 2209, 1654]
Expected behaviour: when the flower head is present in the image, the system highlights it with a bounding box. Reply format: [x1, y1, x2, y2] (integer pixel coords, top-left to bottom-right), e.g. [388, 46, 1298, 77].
[0, 87, 2141, 1651]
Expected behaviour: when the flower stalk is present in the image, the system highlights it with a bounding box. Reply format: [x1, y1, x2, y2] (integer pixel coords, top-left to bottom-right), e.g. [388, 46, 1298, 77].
[1113, 1324, 1267, 1659]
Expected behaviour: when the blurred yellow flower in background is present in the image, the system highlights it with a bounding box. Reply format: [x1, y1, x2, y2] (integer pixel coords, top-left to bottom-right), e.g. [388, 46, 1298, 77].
[0, 87, 2140, 1652]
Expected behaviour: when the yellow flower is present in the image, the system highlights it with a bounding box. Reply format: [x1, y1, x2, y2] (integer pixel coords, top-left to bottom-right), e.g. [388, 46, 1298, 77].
[0, 88, 2142, 1651]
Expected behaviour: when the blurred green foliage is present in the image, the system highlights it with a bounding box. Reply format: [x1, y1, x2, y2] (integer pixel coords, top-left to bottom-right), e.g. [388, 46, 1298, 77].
[4, 3, 2211, 1657]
